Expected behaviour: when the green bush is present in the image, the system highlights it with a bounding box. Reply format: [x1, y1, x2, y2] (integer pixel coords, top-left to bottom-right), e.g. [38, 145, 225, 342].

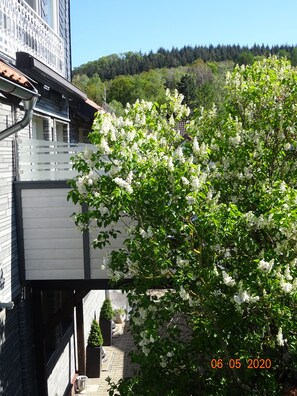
[87, 319, 103, 347]
[100, 299, 113, 320]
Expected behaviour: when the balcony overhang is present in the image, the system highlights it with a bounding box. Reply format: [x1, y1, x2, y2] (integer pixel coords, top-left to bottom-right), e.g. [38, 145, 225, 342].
[16, 52, 87, 101]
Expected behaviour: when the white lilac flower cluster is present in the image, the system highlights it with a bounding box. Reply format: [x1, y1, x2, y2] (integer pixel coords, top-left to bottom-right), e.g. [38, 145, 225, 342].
[275, 265, 297, 294]
[176, 256, 189, 267]
[100, 253, 111, 271]
[132, 306, 147, 326]
[98, 203, 109, 216]
[258, 258, 274, 273]
[276, 327, 286, 346]
[165, 89, 191, 119]
[76, 171, 99, 194]
[179, 286, 194, 306]
[244, 211, 273, 230]
[139, 226, 153, 239]
[113, 176, 133, 194]
[138, 330, 156, 349]
[126, 257, 139, 276]
[80, 146, 95, 167]
[233, 284, 260, 305]
[192, 137, 208, 157]
[222, 271, 236, 287]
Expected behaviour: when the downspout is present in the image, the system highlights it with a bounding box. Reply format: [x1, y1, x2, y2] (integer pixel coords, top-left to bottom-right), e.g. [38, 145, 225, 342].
[0, 77, 39, 141]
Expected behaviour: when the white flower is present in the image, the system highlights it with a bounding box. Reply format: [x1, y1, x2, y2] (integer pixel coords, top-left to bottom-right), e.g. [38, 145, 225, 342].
[229, 134, 241, 146]
[76, 177, 86, 194]
[114, 177, 133, 194]
[190, 176, 200, 191]
[186, 195, 196, 205]
[280, 280, 293, 293]
[258, 259, 274, 273]
[181, 176, 189, 185]
[139, 228, 147, 238]
[167, 157, 174, 171]
[175, 146, 185, 163]
[193, 137, 199, 154]
[284, 266, 293, 281]
[234, 291, 248, 305]
[138, 307, 147, 320]
[280, 181, 286, 192]
[103, 254, 111, 267]
[142, 346, 150, 356]
[193, 137, 208, 156]
[126, 171, 133, 184]
[222, 271, 236, 287]
[276, 328, 286, 346]
[179, 286, 190, 301]
[233, 289, 259, 305]
[169, 115, 175, 126]
[160, 356, 167, 368]
[177, 256, 189, 267]
[224, 249, 231, 258]
[146, 226, 153, 238]
[98, 138, 112, 154]
[249, 295, 260, 303]
[99, 204, 109, 216]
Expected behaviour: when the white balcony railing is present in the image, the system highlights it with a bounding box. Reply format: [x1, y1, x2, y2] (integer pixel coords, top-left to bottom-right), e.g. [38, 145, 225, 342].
[16, 138, 95, 181]
[0, 0, 64, 76]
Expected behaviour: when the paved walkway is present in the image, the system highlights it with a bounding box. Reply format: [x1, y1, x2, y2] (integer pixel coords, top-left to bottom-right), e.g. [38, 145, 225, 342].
[75, 321, 137, 395]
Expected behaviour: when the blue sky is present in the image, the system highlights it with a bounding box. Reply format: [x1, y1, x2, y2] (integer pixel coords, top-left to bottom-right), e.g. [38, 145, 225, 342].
[70, 0, 297, 68]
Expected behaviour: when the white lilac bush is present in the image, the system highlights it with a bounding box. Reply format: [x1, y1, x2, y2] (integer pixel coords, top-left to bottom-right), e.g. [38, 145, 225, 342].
[68, 57, 297, 395]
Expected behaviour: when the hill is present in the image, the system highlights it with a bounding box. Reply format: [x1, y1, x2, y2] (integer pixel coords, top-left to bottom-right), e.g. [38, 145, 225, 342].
[72, 44, 297, 81]
[72, 44, 297, 114]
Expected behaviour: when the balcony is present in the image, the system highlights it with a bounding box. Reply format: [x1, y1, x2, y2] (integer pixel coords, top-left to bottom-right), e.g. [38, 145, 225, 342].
[15, 139, 126, 284]
[0, 0, 64, 76]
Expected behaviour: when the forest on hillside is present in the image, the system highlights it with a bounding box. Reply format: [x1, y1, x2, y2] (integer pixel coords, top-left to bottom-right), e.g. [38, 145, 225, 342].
[72, 44, 297, 114]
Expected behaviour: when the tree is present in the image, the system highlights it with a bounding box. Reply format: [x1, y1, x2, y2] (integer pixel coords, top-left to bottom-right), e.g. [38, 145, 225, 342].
[177, 73, 196, 108]
[69, 58, 297, 395]
[107, 75, 135, 105]
[291, 47, 297, 66]
[237, 50, 255, 65]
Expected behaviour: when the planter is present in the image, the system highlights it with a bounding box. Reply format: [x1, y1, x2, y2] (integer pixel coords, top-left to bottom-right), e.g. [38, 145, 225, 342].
[86, 346, 102, 378]
[100, 319, 112, 346]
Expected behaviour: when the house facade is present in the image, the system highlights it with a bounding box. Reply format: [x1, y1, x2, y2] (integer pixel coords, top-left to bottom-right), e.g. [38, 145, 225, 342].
[0, 1, 110, 395]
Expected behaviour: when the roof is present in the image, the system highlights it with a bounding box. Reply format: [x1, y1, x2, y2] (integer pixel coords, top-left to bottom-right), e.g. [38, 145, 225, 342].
[0, 59, 32, 88]
[85, 98, 104, 113]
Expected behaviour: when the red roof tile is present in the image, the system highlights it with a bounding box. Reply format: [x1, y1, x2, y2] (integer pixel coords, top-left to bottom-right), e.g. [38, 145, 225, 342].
[0, 60, 32, 88]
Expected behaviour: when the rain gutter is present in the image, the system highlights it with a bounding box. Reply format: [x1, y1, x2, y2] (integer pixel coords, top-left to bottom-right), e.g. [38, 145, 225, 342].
[0, 75, 39, 141]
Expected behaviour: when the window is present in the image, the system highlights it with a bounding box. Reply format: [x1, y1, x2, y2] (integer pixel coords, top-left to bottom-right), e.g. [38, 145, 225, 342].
[41, 290, 74, 361]
[40, 0, 58, 31]
[24, 0, 58, 32]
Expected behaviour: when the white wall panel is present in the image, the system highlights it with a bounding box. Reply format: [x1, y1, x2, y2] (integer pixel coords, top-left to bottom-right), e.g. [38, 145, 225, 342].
[21, 188, 84, 280]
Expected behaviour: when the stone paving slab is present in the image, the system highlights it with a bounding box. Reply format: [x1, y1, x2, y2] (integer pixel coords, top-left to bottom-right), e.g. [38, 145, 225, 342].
[75, 322, 137, 395]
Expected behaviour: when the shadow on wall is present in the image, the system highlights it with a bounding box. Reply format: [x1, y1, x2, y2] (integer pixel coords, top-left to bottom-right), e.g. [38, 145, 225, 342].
[0, 313, 8, 395]
[0, 308, 23, 395]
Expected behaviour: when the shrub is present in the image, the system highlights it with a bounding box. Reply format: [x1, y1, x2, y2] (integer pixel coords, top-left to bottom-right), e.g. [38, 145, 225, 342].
[100, 299, 113, 320]
[87, 319, 103, 347]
